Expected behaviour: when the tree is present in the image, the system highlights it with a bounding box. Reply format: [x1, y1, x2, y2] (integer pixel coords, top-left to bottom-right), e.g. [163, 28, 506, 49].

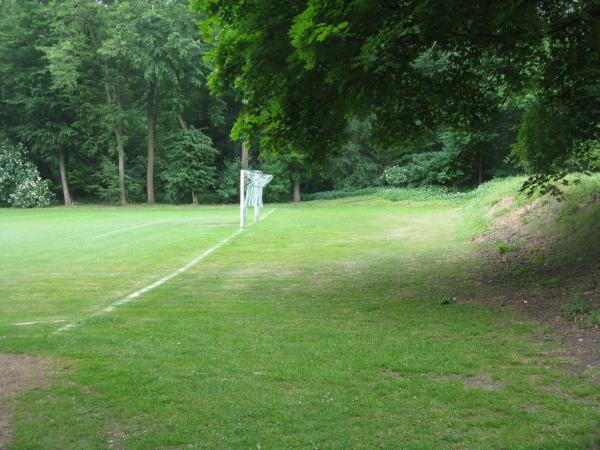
[116, 0, 209, 204]
[39, 0, 139, 206]
[0, 0, 81, 206]
[260, 148, 308, 202]
[323, 118, 389, 191]
[162, 127, 218, 204]
[194, 0, 599, 191]
[0, 0, 235, 206]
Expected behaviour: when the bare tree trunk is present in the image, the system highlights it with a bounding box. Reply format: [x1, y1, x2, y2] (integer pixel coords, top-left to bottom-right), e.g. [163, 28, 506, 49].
[293, 178, 301, 202]
[192, 191, 198, 205]
[115, 126, 126, 206]
[177, 114, 188, 131]
[146, 80, 157, 204]
[58, 148, 72, 207]
[105, 83, 127, 206]
[241, 141, 249, 170]
[478, 155, 483, 185]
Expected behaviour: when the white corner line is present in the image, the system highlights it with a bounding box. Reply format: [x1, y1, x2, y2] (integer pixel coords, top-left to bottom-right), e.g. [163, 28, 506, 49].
[56, 208, 277, 333]
[89, 221, 165, 241]
[258, 208, 277, 221]
[14, 319, 66, 326]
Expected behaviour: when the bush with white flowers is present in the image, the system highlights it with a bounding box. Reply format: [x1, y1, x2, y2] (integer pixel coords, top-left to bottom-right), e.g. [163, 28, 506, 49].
[0, 140, 54, 208]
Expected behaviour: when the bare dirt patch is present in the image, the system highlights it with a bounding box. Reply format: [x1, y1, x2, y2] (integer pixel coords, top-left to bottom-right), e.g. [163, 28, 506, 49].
[0, 354, 54, 449]
[382, 368, 402, 379]
[107, 423, 128, 450]
[429, 373, 505, 391]
[462, 372, 505, 391]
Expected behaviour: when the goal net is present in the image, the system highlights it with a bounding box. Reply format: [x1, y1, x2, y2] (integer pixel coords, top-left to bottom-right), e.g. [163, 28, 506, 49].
[240, 170, 273, 228]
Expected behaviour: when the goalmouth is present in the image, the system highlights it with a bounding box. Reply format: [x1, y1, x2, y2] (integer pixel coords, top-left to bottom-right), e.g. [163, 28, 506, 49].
[240, 170, 273, 228]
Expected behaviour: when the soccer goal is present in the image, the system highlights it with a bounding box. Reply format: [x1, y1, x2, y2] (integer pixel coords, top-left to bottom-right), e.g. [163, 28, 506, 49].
[240, 170, 273, 228]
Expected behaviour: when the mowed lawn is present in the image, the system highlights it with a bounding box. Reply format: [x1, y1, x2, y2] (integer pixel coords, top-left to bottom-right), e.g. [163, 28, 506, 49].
[0, 200, 598, 448]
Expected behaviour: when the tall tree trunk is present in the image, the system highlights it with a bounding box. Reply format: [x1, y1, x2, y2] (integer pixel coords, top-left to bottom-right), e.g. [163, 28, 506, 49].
[115, 126, 127, 206]
[58, 148, 72, 207]
[241, 141, 249, 170]
[177, 114, 188, 131]
[146, 80, 157, 204]
[105, 83, 127, 206]
[478, 155, 483, 185]
[192, 191, 198, 205]
[293, 178, 301, 202]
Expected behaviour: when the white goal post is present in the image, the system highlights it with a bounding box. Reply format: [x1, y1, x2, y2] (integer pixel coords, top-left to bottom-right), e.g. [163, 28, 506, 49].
[240, 170, 273, 228]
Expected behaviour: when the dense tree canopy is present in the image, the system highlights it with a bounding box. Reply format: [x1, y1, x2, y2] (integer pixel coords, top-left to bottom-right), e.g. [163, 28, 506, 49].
[0, 0, 246, 206]
[1, 0, 598, 207]
[194, 0, 600, 189]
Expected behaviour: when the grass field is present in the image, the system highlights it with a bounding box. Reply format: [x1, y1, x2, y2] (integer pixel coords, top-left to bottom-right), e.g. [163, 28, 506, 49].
[1, 179, 599, 449]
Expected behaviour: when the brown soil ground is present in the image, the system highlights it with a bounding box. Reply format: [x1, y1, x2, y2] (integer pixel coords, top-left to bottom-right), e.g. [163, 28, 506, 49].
[471, 195, 600, 377]
[0, 354, 55, 450]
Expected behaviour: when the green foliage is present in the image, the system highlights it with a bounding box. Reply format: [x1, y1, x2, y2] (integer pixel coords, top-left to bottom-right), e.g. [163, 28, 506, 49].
[195, 0, 599, 197]
[216, 155, 293, 204]
[89, 156, 145, 204]
[560, 297, 589, 322]
[584, 133, 600, 172]
[216, 158, 241, 202]
[384, 152, 461, 188]
[259, 157, 294, 202]
[162, 128, 218, 203]
[324, 119, 387, 190]
[0, 0, 234, 205]
[303, 187, 383, 202]
[383, 109, 521, 191]
[495, 242, 517, 255]
[512, 100, 580, 196]
[303, 185, 469, 203]
[0, 140, 53, 208]
[584, 309, 600, 328]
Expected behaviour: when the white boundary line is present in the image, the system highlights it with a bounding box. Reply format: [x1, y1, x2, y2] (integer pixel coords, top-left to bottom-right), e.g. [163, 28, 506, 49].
[56, 208, 277, 333]
[89, 221, 165, 241]
[101, 227, 244, 313]
[14, 319, 66, 326]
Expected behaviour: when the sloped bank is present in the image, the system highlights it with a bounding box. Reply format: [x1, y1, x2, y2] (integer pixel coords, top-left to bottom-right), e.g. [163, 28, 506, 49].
[471, 175, 600, 373]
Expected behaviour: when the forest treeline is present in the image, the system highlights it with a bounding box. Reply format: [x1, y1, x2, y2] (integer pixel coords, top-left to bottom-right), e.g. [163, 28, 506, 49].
[0, 0, 598, 207]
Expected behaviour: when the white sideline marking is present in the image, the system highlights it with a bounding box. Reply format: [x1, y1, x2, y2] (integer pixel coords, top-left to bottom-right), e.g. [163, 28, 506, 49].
[14, 319, 66, 326]
[56, 209, 277, 333]
[90, 222, 165, 241]
[257, 207, 277, 222]
[101, 228, 244, 313]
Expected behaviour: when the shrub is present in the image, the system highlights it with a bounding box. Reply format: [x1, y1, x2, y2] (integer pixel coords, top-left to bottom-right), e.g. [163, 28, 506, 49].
[0, 139, 54, 208]
[383, 151, 469, 188]
[217, 159, 241, 202]
[583, 309, 600, 328]
[495, 242, 515, 254]
[163, 128, 218, 204]
[559, 297, 589, 321]
[90, 156, 145, 204]
[303, 187, 383, 201]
